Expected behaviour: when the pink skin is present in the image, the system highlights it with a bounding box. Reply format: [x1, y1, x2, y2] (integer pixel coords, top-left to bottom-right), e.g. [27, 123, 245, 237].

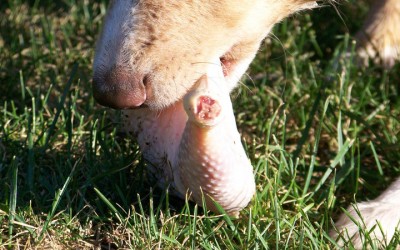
[122, 63, 255, 215]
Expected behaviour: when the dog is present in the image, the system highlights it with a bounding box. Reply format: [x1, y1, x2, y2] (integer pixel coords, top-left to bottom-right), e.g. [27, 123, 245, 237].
[92, 0, 400, 248]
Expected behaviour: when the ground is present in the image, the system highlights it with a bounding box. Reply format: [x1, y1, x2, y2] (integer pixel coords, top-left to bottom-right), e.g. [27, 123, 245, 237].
[0, 0, 399, 249]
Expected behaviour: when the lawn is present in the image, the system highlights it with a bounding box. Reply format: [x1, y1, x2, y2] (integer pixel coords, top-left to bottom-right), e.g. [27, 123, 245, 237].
[1, 0, 399, 249]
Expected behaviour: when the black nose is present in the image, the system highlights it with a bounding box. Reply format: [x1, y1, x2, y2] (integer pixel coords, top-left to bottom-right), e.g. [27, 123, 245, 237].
[92, 65, 147, 109]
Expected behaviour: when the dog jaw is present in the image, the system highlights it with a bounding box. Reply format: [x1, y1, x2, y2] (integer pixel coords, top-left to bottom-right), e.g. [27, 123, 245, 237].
[93, 0, 317, 110]
[121, 62, 256, 215]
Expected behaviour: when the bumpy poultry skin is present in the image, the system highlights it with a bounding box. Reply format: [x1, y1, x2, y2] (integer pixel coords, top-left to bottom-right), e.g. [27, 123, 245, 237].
[122, 62, 255, 215]
[178, 66, 255, 215]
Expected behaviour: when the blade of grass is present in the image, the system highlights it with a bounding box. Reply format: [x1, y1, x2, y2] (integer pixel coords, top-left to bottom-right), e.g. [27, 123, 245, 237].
[38, 63, 78, 151]
[252, 224, 269, 249]
[27, 97, 35, 192]
[8, 156, 18, 247]
[302, 95, 332, 199]
[309, 139, 354, 199]
[292, 84, 325, 161]
[38, 159, 78, 242]
[94, 187, 123, 223]
[370, 141, 384, 176]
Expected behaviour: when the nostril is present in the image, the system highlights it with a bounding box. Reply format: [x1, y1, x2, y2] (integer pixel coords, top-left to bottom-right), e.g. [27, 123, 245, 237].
[142, 74, 153, 100]
[92, 66, 147, 109]
[143, 74, 150, 86]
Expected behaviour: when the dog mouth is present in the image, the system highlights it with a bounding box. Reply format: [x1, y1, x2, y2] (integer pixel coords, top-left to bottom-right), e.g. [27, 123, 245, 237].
[121, 54, 236, 110]
[220, 56, 233, 77]
[219, 52, 236, 78]
[123, 61, 255, 214]
[140, 51, 237, 109]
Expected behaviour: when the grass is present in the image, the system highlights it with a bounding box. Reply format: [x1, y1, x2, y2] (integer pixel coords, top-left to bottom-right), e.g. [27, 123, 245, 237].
[1, 0, 399, 249]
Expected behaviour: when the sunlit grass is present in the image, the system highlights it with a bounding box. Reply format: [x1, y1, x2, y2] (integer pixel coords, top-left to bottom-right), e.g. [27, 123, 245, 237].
[1, 1, 399, 248]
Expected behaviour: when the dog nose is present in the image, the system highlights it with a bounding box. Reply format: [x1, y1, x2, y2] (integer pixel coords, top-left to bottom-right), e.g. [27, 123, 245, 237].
[92, 66, 147, 109]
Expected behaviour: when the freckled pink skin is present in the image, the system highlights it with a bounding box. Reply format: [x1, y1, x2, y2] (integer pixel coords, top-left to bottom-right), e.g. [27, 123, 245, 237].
[122, 64, 255, 215]
[122, 103, 187, 188]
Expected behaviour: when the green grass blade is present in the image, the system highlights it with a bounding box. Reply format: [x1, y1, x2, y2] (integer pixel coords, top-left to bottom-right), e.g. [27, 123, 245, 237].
[302, 96, 331, 199]
[8, 156, 18, 247]
[370, 141, 384, 176]
[38, 160, 77, 242]
[39, 63, 78, 151]
[311, 139, 354, 198]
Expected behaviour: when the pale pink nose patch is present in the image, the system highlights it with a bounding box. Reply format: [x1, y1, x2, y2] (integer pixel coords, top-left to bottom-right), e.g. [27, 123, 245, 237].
[122, 62, 255, 215]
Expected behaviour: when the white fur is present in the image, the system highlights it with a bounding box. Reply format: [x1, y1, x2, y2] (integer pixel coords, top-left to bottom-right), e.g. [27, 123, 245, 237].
[93, 0, 318, 109]
[332, 178, 400, 249]
[93, 1, 141, 78]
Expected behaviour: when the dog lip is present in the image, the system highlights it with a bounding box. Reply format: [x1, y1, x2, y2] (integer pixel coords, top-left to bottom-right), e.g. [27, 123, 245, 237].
[219, 55, 235, 77]
[110, 103, 149, 110]
[93, 88, 147, 109]
[133, 103, 149, 109]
